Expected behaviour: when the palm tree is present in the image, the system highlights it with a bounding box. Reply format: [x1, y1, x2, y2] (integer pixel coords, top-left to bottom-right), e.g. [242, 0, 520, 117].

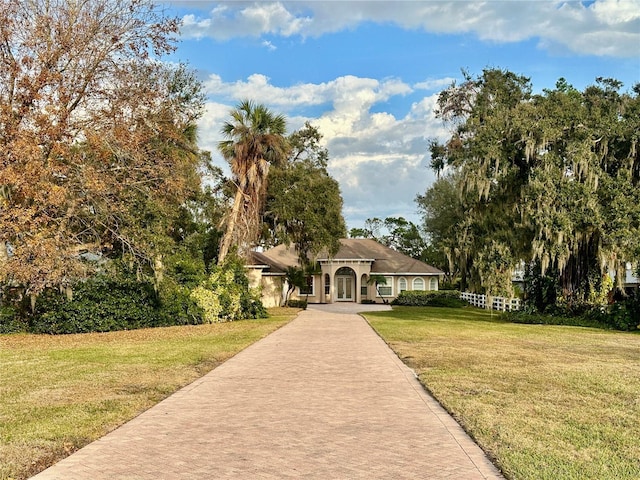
[367, 274, 389, 304]
[218, 100, 288, 263]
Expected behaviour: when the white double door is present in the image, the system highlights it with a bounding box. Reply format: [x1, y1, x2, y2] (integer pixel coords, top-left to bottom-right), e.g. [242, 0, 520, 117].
[336, 275, 354, 301]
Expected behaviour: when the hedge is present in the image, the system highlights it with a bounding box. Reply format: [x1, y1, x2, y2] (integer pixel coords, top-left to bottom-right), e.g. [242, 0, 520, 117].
[391, 290, 466, 307]
[0, 276, 205, 335]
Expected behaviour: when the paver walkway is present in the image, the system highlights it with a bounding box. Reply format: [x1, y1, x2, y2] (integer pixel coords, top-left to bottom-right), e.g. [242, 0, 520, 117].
[32, 308, 504, 479]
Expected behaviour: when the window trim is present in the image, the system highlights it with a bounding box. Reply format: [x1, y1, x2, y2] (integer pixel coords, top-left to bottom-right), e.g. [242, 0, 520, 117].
[412, 277, 425, 291]
[376, 276, 394, 297]
[398, 277, 407, 293]
[299, 275, 314, 296]
[429, 277, 438, 291]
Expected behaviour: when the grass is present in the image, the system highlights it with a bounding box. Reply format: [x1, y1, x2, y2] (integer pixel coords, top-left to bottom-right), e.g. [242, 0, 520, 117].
[364, 306, 640, 480]
[0, 307, 298, 480]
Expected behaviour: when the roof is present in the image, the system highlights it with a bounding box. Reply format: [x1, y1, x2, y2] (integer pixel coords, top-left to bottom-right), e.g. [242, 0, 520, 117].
[247, 250, 287, 274]
[258, 239, 443, 275]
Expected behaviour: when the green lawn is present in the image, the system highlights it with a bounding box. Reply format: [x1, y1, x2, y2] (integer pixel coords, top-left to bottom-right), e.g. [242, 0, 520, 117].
[364, 306, 640, 480]
[0, 308, 298, 480]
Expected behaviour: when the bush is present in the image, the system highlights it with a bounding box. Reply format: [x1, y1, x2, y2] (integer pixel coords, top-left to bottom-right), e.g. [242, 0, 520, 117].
[190, 254, 268, 322]
[29, 277, 163, 334]
[157, 281, 204, 326]
[287, 299, 307, 309]
[391, 290, 466, 307]
[583, 295, 639, 331]
[501, 311, 610, 330]
[0, 305, 23, 333]
[503, 294, 640, 332]
[19, 274, 206, 334]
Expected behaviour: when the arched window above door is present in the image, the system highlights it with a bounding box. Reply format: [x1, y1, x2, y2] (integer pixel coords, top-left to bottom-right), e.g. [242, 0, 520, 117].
[336, 266, 354, 276]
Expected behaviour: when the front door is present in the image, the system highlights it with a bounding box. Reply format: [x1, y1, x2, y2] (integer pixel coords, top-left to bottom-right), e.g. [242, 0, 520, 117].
[336, 276, 353, 301]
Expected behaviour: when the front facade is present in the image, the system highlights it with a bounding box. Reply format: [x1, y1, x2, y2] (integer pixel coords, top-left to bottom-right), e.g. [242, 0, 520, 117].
[249, 239, 444, 307]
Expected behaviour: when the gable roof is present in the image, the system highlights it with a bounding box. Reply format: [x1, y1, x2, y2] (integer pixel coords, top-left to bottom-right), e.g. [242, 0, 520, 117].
[259, 239, 443, 275]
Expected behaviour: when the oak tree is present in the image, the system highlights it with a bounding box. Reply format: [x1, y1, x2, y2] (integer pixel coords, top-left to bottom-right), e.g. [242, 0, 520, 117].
[426, 69, 640, 302]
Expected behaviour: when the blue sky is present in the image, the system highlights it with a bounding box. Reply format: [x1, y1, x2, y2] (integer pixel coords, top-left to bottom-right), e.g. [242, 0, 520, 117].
[162, 0, 640, 229]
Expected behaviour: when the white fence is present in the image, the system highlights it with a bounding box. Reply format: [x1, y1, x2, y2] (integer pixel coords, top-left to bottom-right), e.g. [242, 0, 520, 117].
[460, 292, 521, 311]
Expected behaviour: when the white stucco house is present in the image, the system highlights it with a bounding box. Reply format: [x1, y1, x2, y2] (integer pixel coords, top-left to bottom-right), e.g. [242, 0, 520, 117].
[248, 238, 444, 307]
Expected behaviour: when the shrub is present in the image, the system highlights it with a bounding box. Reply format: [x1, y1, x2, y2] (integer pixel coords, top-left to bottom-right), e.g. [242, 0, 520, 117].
[501, 311, 610, 330]
[19, 273, 205, 334]
[157, 281, 204, 326]
[583, 296, 639, 331]
[190, 254, 268, 322]
[391, 290, 466, 307]
[165, 250, 207, 288]
[503, 294, 639, 332]
[287, 299, 307, 309]
[0, 305, 23, 333]
[29, 276, 162, 334]
[191, 285, 224, 323]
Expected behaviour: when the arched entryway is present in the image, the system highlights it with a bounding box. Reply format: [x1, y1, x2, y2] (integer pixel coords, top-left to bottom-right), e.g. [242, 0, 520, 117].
[335, 267, 356, 302]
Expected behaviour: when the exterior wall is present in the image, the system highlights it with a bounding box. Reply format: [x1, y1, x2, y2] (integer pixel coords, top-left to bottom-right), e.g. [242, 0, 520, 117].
[247, 268, 284, 308]
[371, 275, 441, 304]
[260, 276, 285, 308]
[320, 261, 374, 304]
[289, 274, 323, 303]
[255, 265, 442, 306]
[247, 269, 263, 290]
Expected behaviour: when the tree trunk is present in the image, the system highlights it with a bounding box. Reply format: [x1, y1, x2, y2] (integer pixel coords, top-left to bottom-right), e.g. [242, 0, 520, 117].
[154, 255, 164, 292]
[218, 187, 245, 264]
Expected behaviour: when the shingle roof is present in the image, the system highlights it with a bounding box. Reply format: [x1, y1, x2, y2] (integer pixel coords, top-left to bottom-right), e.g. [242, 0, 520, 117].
[259, 239, 443, 275]
[247, 250, 288, 274]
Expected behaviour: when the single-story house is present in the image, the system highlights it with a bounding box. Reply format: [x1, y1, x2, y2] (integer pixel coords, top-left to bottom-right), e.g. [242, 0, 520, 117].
[248, 238, 444, 307]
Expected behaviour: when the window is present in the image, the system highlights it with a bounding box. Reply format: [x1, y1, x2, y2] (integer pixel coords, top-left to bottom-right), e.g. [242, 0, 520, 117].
[429, 277, 438, 291]
[377, 276, 393, 297]
[398, 277, 407, 293]
[412, 278, 425, 291]
[299, 276, 314, 296]
[324, 274, 330, 295]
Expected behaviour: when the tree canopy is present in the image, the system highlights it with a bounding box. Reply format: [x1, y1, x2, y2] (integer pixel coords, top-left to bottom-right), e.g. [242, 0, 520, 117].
[423, 69, 640, 302]
[0, 0, 206, 293]
[415, 173, 465, 281]
[263, 123, 346, 263]
[349, 216, 427, 261]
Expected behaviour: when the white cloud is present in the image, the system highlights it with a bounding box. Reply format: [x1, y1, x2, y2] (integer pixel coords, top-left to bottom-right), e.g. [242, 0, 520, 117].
[202, 73, 412, 113]
[414, 78, 457, 91]
[591, 0, 640, 24]
[195, 73, 447, 226]
[176, 0, 640, 57]
[196, 101, 231, 155]
[179, 2, 311, 39]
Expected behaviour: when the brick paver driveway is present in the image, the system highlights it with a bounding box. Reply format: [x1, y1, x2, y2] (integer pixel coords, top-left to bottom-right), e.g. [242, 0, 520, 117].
[32, 307, 503, 479]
